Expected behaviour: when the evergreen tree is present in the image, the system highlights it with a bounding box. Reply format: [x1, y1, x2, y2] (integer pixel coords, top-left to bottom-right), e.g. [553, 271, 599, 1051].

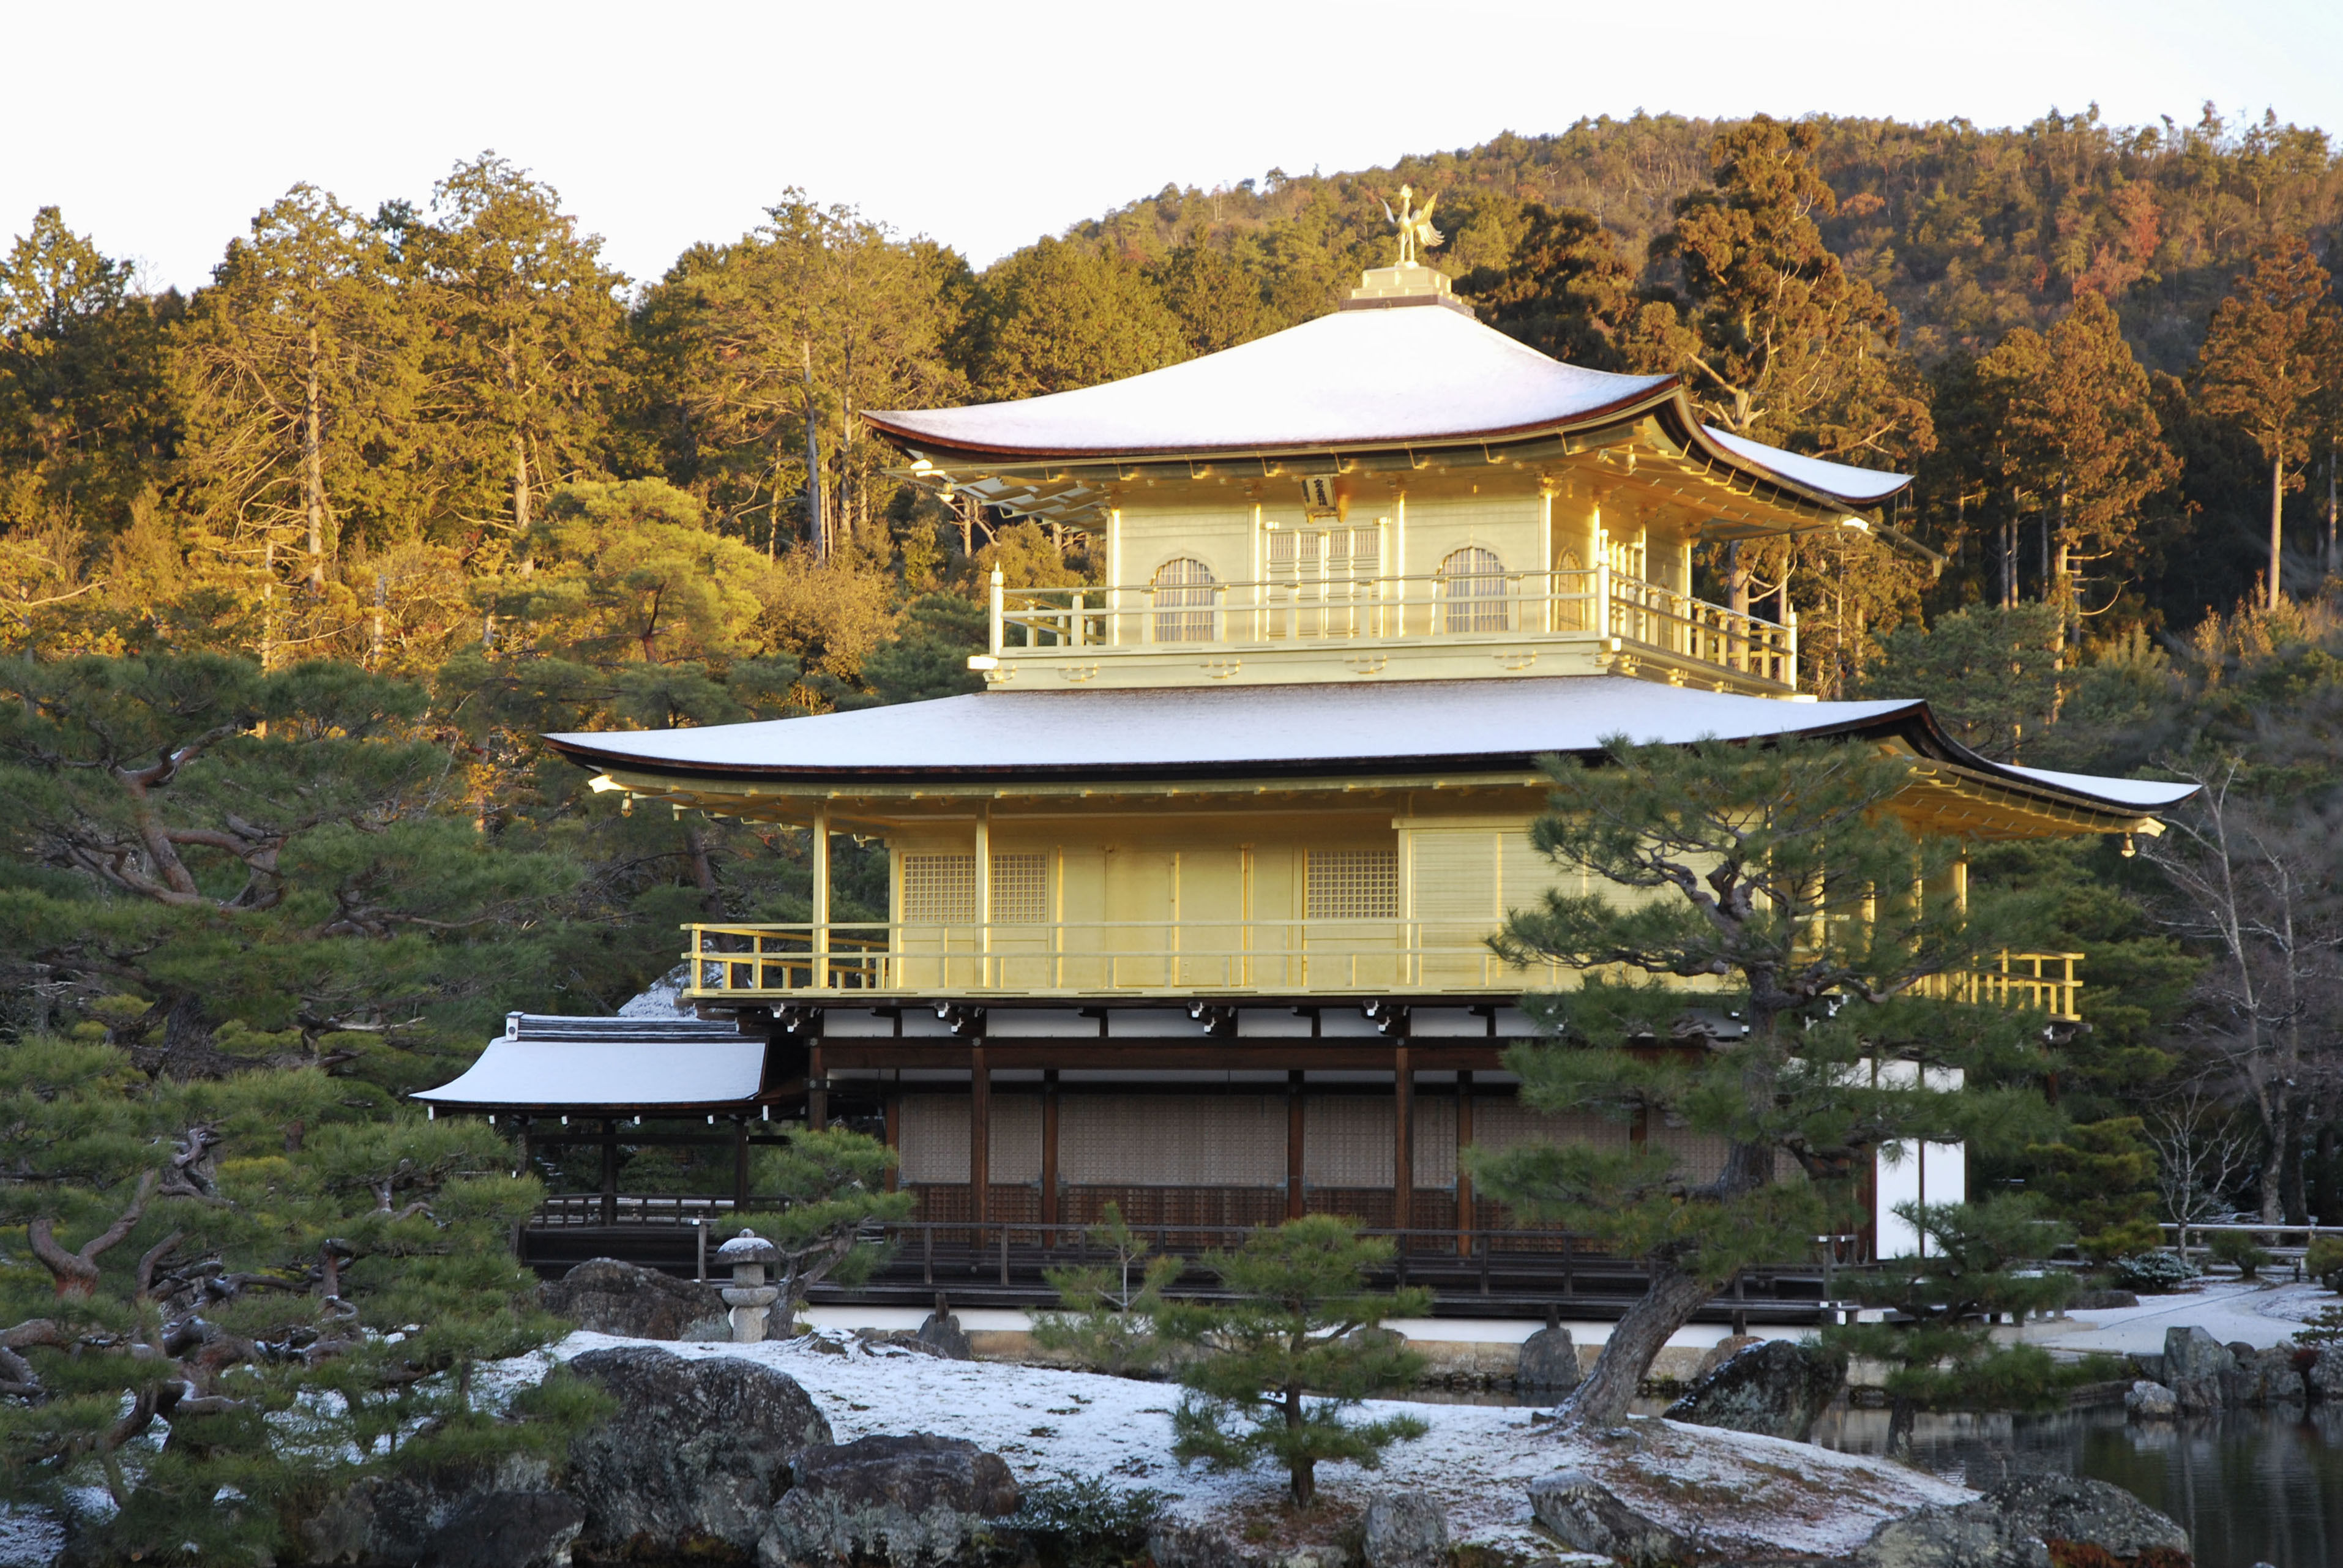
[1462, 203, 1640, 370]
[1859, 603, 2065, 761]
[170, 184, 422, 623]
[963, 238, 1188, 400]
[1471, 734, 2060, 1430]
[2025, 1116, 2163, 1261]
[1151, 240, 1273, 356]
[400, 155, 627, 554]
[741, 1127, 915, 1334]
[1825, 1199, 2078, 1453]
[1032, 1202, 1186, 1375]
[0, 1037, 591, 1564]
[2194, 236, 2343, 610]
[1154, 1216, 1429, 1506]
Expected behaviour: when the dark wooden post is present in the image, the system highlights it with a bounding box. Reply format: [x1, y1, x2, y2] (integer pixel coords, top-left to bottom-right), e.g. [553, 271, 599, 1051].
[1392, 1047, 1413, 1244]
[1041, 1069, 1060, 1233]
[733, 1116, 750, 1209]
[1287, 1069, 1306, 1219]
[883, 1092, 901, 1193]
[969, 1045, 990, 1227]
[807, 1039, 827, 1132]
[1455, 1069, 1474, 1256]
[599, 1118, 618, 1226]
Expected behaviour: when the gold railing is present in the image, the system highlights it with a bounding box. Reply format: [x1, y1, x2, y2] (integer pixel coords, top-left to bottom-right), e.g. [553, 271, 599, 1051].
[991, 566, 1796, 687]
[1915, 951, 2083, 1022]
[685, 919, 1568, 998]
[686, 923, 2082, 1014]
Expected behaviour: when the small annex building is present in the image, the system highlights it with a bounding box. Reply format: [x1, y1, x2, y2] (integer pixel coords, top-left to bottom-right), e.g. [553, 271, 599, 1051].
[419, 255, 2194, 1316]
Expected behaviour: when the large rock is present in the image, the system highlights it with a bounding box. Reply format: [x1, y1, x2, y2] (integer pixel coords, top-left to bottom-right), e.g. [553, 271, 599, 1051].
[567, 1346, 833, 1559]
[1361, 1490, 1449, 1568]
[540, 1258, 722, 1341]
[2311, 1344, 2343, 1402]
[1860, 1473, 2191, 1568]
[2225, 1345, 2305, 1406]
[760, 1433, 1022, 1568]
[2124, 1380, 2178, 1422]
[915, 1304, 974, 1361]
[1663, 1338, 1846, 1441]
[1527, 1469, 1693, 1568]
[418, 1491, 585, 1568]
[1515, 1325, 1580, 1393]
[2163, 1326, 2235, 1413]
[297, 1455, 555, 1566]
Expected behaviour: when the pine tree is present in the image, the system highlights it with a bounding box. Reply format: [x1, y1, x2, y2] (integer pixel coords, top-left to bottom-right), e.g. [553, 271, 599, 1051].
[1154, 1216, 1429, 1506]
[741, 1127, 915, 1334]
[1858, 603, 2066, 761]
[1032, 1201, 1186, 1375]
[1462, 203, 1640, 370]
[2194, 236, 2343, 610]
[964, 238, 1189, 401]
[1825, 1199, 2077, 1454]
[1471, 734, 2061, 1430]
[2027, 1117, 2166, 1263]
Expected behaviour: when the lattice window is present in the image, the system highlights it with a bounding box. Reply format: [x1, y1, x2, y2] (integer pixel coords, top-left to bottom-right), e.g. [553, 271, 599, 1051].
[902, 854, 976, 924]
[1307, 848, 1398, 920]
[1151, 557, 1216, 643]
[1441, 546, 1509, 633]
[900, 852, 1047, 924]
[990, 853, 1048, 924]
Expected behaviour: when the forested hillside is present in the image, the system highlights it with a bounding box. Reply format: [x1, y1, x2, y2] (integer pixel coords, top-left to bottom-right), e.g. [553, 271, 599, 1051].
[3, 106, 2342, 1224]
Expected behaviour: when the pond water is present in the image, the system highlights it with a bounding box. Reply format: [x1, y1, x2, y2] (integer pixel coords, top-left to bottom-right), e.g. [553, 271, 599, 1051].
[1810, 1403, 2343, 1568]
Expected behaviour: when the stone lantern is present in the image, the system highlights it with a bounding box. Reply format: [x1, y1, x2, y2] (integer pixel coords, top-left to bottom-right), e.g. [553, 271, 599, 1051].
[716, 1229, 782, 1343]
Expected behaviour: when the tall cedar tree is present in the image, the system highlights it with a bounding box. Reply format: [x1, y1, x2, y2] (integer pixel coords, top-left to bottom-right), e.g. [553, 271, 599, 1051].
[1463, 204, 1640, 369]
[638, 193, 966, 559]
[1973, 291, 2178, 634]
[2194, 236, 2343, 610]
[0, 1039, 596, 1563]
[962, 237, 1188, 401]
[1632, 117, 1934, 688]
[171, 186, 422, 630]
[1471, 734, 2059, 1430]
[400, 155, 626, 553]
[1154, 1216, 1429, 1506]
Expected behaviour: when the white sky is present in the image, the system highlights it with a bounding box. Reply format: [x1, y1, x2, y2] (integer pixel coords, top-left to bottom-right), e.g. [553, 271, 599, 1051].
[7, 0, 2337, 295]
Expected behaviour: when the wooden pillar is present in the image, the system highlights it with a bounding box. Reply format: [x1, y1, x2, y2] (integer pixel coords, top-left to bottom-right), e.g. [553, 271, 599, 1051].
[812, 802, 830, 988]
[807, 1038, 827, 1132]
[1392, 1047, 1413, 1244]
[969, 1045, 990, 1225]
[883, 1091, 901, 1193]
[1287, 1069, 1306, 1219]
[1455, 1070, 1474, 1256]
[1041, 1069, 1060, 1232]
[599, 1118, 618, 1227]
[733, 1117, 750, 1208]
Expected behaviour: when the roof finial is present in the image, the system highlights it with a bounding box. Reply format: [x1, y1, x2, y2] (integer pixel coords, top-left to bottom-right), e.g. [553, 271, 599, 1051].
[1380, 184, 1443, 267]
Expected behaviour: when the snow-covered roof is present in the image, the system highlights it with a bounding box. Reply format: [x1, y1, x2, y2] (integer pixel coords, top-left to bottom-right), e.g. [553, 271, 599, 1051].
[864, 299, 1911, 512]
[413, 1014, 766, 1110]
[545, 676, 2188, 819]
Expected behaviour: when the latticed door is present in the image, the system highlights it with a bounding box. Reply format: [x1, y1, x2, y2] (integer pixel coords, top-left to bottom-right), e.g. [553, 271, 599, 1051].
[1151, 558, 1217, 643]
[1439, 547, 1509, 633]
[1264, 525, 1381, 639]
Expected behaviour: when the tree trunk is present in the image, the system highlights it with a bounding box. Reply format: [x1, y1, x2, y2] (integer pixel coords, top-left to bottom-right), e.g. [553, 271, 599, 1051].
[1724, 541, 1747, 616]
[512, 430, 531, 543]
[684, 824, 723, 919]
[2269, 454, 2284, 610]
[802, 343, 827, 560]
[1556, 1259, 1718, 1428]
[303, 326, 328, 592]
[1285, 1376, 1312, 1505]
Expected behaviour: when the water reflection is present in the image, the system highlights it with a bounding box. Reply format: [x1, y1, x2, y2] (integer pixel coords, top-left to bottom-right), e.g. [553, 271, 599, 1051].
[1811, 1403, 2343, 1568]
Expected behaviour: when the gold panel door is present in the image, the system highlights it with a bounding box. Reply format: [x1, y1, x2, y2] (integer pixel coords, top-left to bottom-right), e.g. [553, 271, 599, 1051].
[1100, 846, 1176, 988]
[1410, 830, 1500, 989]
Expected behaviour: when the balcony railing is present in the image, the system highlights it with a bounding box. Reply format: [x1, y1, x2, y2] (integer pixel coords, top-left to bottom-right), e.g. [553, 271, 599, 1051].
[989, 565, 1797, 688]
[684, 923, 2083, 1015]
[1913, 950, 2083, 1022]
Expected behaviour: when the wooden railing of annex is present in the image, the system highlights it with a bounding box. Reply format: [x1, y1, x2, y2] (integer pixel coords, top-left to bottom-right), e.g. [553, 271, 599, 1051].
[684, 922, 2082, 1017]
[988, 564, 1798, 688]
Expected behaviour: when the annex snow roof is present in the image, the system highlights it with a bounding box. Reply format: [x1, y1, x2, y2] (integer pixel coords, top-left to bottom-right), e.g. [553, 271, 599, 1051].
[864, 298, 1912, 512]
[544, 676, 2194, 818]
[413, 1014, 766, 1111]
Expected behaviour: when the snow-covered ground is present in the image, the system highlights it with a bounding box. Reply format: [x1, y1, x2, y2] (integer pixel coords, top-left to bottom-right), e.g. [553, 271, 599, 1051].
[2018, 1275, 2340, 1356]
[496, 1329, 1971, 1560]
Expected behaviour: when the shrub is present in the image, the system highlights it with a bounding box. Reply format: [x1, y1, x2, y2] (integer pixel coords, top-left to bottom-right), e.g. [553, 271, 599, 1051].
[1008, 1476, 1169, 1568]
[2206, 1230, 2270, 1278]
[2304, 1236, 2343, 1290]
[2110, 1250, 2200, 1293]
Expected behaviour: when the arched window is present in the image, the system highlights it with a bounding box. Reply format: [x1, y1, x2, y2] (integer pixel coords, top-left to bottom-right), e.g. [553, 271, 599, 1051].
[1440, 547, 1508, 633]
[1151, 558, 1217, 643]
